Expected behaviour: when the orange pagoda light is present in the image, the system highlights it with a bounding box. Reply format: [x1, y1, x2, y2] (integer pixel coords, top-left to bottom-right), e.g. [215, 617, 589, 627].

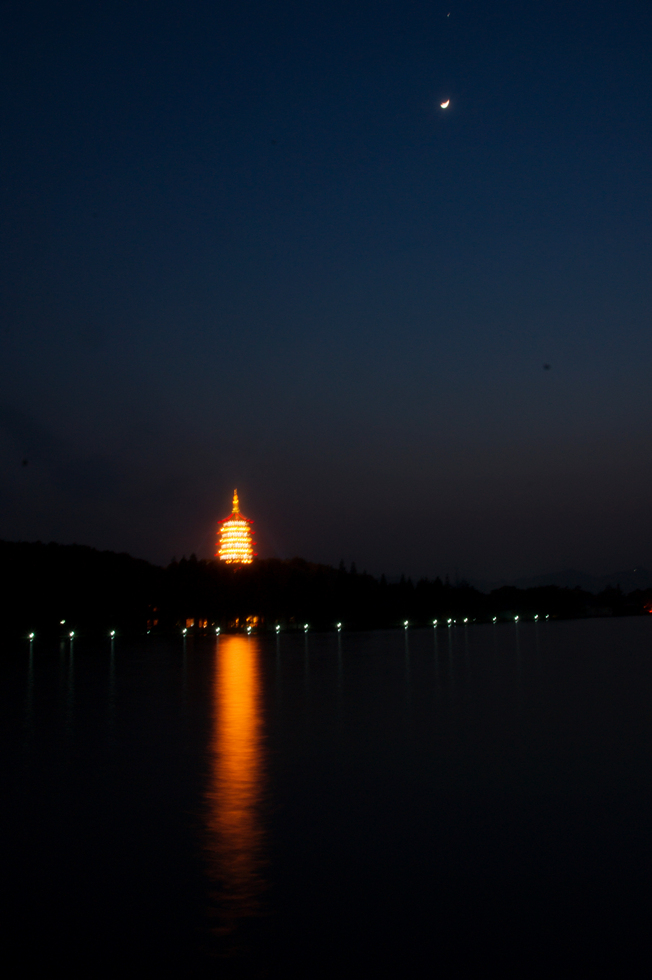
[217, 489, 256, 564]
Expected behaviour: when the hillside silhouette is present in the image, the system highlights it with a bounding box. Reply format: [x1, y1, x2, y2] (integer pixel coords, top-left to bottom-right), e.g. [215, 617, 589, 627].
[2, 540, 651, 638]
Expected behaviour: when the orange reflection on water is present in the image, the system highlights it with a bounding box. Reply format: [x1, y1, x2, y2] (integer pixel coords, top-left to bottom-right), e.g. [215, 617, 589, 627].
[204, 635, 266, 936]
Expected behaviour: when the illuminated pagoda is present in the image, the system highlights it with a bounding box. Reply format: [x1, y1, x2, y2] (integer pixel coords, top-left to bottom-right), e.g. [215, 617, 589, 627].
[217, 489, 256, 564]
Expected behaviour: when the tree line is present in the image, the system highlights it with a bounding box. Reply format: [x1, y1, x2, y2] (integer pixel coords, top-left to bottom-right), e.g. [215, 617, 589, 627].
[2, 540, 651, 638]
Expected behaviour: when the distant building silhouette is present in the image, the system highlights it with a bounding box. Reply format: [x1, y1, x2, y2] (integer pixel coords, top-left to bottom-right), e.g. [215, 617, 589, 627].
[217, 489, 256, 564]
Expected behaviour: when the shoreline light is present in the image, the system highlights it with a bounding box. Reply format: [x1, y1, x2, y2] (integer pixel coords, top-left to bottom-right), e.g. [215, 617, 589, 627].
[217, 489, 256, 564]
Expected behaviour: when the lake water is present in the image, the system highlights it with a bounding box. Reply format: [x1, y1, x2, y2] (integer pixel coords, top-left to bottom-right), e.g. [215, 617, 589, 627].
[2, 619, 652, 977]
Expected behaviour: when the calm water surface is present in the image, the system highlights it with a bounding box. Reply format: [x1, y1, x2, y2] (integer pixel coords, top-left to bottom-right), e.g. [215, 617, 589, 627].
[2, 620, 652, 976]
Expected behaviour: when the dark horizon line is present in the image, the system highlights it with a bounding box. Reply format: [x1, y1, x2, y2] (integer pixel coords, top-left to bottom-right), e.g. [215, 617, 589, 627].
[3, 537, 652, 598]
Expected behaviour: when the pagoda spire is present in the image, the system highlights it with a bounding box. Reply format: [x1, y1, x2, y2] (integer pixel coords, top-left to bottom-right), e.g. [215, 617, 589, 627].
[217, 489, 255, 563]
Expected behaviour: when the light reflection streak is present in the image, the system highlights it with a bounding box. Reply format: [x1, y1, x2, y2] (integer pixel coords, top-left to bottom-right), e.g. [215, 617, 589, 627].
[204, 635, 266, 938]
[107, 639, 116, 741]
[24, 640, 34, 753]
[65, 639, 75, 740]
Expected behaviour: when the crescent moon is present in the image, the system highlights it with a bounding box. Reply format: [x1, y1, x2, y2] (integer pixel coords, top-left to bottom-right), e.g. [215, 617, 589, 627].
[440, 100, 450, 108]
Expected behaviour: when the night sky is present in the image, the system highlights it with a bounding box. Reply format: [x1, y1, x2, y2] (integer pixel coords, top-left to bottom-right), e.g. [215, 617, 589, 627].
[1, 1, 652, 582]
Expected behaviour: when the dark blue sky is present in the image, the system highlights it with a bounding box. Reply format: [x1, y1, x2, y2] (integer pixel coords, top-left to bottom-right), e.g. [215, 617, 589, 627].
[1, 0, 652, 581]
